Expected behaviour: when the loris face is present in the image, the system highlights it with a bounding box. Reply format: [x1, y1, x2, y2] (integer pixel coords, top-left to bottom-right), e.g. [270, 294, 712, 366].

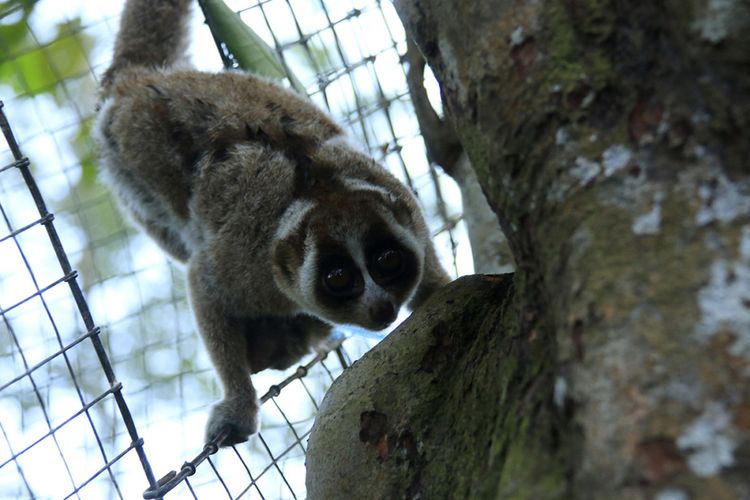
[272, 192, 424, 330]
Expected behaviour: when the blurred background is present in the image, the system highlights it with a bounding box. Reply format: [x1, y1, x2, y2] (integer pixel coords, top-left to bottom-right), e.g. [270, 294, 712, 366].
[0, 0, 472, 497]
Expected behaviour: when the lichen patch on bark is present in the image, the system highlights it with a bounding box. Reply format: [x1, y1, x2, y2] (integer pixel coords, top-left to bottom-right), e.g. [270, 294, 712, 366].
[697, 229, 750, 364]
[677, 402, 738, 476]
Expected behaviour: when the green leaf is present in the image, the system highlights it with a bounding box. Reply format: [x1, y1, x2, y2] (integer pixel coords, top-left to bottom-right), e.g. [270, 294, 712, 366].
[73, 117, 98, 187]
[0, 17, 93, 99]
[199, 0, 307, 95]
[5, 46, 57, 94]
[47, 21, 91, 79]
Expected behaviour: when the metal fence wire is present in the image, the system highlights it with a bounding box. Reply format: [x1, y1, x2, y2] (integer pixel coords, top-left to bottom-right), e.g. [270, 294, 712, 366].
[0, 0, 469, 498]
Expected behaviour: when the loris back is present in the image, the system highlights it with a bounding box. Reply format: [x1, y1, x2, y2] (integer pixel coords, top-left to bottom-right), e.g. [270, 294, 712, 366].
[99, 63, 342, 257]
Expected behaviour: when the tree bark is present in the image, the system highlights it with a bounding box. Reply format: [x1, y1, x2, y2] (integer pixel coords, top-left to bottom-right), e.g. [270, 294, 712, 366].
[450, 152, 514, 273]
[405, 41, 513, 273]
[307, 1, 750, 498]
[308, 274, 579, 498]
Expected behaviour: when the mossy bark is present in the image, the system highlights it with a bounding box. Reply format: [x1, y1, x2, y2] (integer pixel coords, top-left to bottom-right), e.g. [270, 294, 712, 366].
[307, 275, 574, 499]
[307, 0, 750, 498]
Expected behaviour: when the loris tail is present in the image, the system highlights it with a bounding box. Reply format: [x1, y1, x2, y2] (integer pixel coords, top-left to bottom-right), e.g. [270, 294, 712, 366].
[101, 0, 192, 94]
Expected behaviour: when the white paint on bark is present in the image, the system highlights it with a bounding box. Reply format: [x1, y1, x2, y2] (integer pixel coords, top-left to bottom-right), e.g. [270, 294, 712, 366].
[692, 0, 738, 42]
[602, 145, 632, 177]
[696, 174, 750, 226]
[632, 205, 661, 234]
[741, 225, 750, 258]
[632, 192, 664, 235]
[510, 26, 525, 46]
[571, 157, 600, 185]
[655, 488, 689, 500]
[697, 256, 750, 361]
[654, 488, 690, 500]
[554, 376, 567, 409]
[677, 402, 737, 476]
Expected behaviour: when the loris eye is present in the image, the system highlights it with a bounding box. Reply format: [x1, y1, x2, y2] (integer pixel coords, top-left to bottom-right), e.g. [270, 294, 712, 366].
[322, 265, 363, 298]
[370, 248, 404, 285]
[376, 249, 402, 274]
[325, 267, 352, 290]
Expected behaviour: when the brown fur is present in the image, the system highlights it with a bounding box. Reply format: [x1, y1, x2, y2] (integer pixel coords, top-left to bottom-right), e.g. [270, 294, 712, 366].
[96, 0, 451, 446]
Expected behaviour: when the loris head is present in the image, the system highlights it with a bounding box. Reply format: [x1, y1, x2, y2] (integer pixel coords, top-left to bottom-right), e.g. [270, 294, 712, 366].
[271, 185, 426, 331]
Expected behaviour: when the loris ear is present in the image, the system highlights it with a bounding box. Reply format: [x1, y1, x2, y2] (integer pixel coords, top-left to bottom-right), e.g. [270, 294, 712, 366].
[386, 192, 415, 228]
[292, 162, 337, 198]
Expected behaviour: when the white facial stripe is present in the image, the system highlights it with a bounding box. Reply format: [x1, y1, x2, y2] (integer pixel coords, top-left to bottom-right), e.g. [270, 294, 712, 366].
[275, 199, 316, 241]
[378, 206, 423, 268]
[296, 233, 319, 309]
[361, 270, 391, 307]
[345, 226, 367, 275]
[340, 177, 393, 199]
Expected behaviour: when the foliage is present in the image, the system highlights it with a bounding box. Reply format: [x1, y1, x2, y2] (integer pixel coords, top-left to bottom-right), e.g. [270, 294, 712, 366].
[1, 9, 93, 102]
[199, 0, 306, 93]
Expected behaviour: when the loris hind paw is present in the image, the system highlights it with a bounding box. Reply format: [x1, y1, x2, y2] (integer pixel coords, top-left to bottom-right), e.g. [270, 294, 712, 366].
[205, 397, 260, 446]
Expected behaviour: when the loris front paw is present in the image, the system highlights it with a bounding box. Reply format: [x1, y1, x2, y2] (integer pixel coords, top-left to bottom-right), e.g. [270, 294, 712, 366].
[205, 396, 260, 446]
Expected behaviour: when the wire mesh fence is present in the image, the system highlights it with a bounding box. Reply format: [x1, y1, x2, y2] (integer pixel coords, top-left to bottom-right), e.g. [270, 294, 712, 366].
[0, 99, 158, 499]
[0, 0, 470, 498]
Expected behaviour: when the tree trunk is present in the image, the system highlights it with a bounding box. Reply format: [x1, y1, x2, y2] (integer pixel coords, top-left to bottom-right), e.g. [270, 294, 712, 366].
[307, 1, 750, 498]
[405, 42, 513, 273]
[450, 152, 514, 273]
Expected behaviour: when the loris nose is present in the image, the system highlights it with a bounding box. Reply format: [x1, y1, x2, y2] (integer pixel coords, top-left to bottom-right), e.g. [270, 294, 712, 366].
[369, 301, 396, 328]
